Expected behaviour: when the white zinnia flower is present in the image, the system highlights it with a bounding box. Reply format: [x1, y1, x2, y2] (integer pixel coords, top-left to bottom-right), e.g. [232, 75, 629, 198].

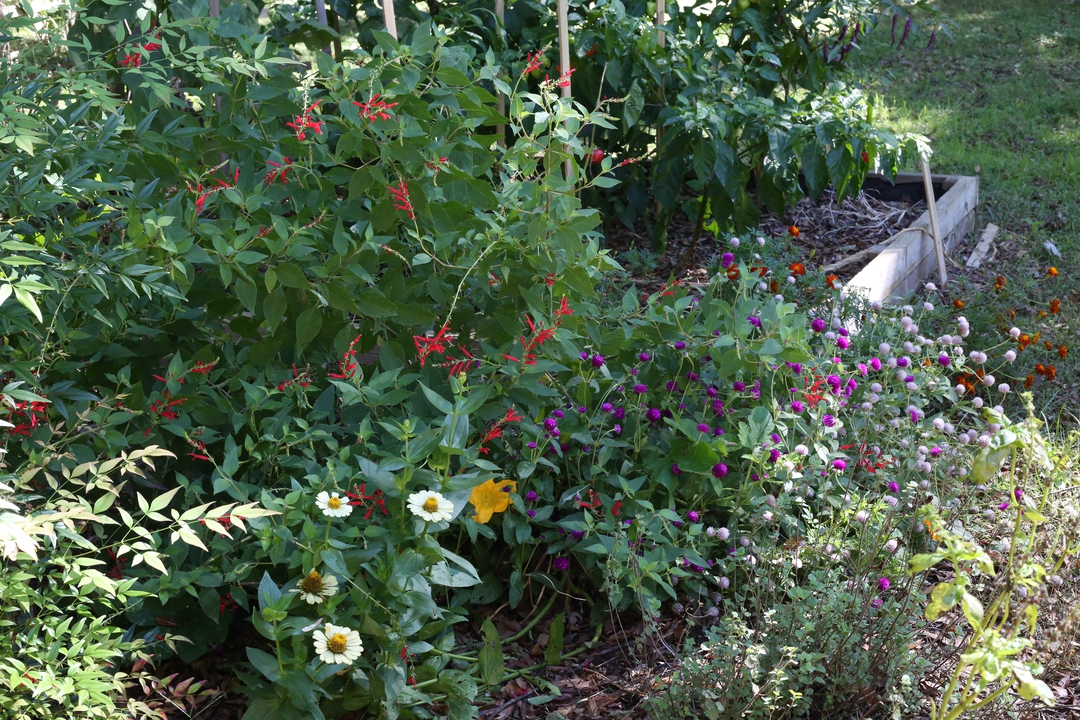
[313, 623, 363, 664]
[292, 569, 339, 604]
[316, 491, 353, 518]
[407, 490, 454, 522]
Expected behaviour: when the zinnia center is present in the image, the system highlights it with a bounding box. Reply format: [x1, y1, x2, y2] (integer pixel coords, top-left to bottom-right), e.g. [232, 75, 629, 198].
[327, 496, 342, 510]
[300, 570, 323, 594]
[326, 633, 348, 654]
[422, 497, 440, 513]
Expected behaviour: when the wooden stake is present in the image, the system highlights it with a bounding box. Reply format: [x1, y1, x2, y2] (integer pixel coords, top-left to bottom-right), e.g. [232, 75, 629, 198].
[496, 0, 505, 148]
[921, 157, 948, 285]
[313, 0, 332, 56]
[383, 0, 397, 39]
[656, 0, 665, 47]
[557, 0, 572, 181]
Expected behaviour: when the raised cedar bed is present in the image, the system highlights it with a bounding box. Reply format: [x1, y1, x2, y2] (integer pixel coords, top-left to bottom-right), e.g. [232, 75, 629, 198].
[844, 172, 979, 302]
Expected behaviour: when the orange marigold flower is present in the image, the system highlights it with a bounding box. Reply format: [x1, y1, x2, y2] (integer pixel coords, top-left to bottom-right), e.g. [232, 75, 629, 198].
[953, 299, 965, 309]
[789, 262, 806, 277]
[1033, 331, 1042, 343]
[750, 264, 768, 278]
[726, 265, 740, 280]
[1047, 365, 1057, 380]
[1059, 345, 1068, 359]
[769, 279, 779, 293]
[1018, 333, 1031, 351]
[1038, 311, 1048, 319]
[1048, 266, 1059, 277]
[994, 275, 1006, 291]
[788, 225, 800, 238]
[1024, 374, 1034, 389]
[826, 274, 840, 289]
[1044, 341, 1053, 351]
[1049, 298, 1061, 314]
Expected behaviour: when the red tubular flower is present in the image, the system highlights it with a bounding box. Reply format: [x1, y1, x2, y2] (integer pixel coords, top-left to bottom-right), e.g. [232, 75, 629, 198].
[119, 53, 142, 68]
[353, 93, 398, 122]
[141, 42, 161, 51]
[329, 335, 363, 379]
[264, 157, 293, 185]
[388, 181, 414, 220]
[523, 49, 545, 76]
[413, 326, 450, 367]
[286, 100, 324, 141]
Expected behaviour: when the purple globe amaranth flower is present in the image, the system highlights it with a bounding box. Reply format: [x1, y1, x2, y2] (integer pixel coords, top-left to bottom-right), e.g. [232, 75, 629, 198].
[674, 341, 686, 350]
[686, 371, 699, 382]
[712, 462, 729, 479]
[998, 501, 1009, 510]
[614, 424, 622, 435]
[665, 380, 679, 392]
[527, 508, 536, 518]
[833, 459, 847, 471]
[858, 363, 868, 376]
[896, 356, 910, 368]
[938, 355, 951, 367]
[888, 481, 900, 493]
[570, 530, 585, 539]
[591, 354, 605, 368]
[822, 414, 837, 427]
[878, 577, 891, 591]
[870, 357, 882, 371]
[525, 491, 538, 502]
[838, 327, 849, 337]
[613, 407, 626, 420]
[697, 423, 710, 433]
[543, 417, 558, 432]
[748, 316, 762, 328]
[791, 400, 804, 413]
[769, 432, 781, 444]
[632, 383, 647, 394]
[687, 510, 700, 522]
[706, 386, 718, 398]
[733, 381, 746, 392]
[554, 557, 570, 570]
[638, 352, 651, 362]
[527, 441, 537, 449]
[552, 409, 565, 419]
[671, 463, 682, 475]
[930, 447, 942, 457]
[811, 318, 827, 332]
[768, 448, 781, 463]
[646, 407, 661, 422]
[579, 351, 589, 360]
[721, 252, 735, 267]
[1014, 486, 1023, 501]
[788, 362, 803, 374]
[602, 402, 613, 413]
[713, 427, 725, 437]
[836, 337, 850, 350]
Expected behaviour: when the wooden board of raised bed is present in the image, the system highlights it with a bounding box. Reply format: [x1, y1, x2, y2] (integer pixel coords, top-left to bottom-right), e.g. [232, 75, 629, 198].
[846, 172, 979, 303]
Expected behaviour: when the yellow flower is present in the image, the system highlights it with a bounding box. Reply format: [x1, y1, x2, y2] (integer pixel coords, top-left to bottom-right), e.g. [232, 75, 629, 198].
[469, 479, 517, 524]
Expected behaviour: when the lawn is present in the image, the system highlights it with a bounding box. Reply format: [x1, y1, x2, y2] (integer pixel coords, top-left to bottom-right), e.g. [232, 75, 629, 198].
[854, 0, 1080, 422]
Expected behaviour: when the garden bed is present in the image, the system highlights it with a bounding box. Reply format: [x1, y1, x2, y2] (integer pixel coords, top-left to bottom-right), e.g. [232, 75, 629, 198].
[607, 171, 978, 304]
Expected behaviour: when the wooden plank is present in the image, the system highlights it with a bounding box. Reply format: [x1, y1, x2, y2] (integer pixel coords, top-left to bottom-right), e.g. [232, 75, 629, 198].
[656, 0, 666, 47]
[965, 223, 999, 268]
[847, 175, 978, 302]
[557, 0, 571, 180]
[821, 243, 891, 273]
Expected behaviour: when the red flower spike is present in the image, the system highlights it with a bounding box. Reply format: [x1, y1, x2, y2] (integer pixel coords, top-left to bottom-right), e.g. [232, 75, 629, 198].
[387, 181, 415, 220]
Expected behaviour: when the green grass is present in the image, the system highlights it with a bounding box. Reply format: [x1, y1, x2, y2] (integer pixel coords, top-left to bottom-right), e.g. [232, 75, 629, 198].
[853, 0, 1080, 421]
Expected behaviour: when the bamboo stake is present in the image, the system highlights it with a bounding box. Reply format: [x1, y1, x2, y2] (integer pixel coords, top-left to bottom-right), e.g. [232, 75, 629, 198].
[557, 0, 572, 181]
[496, 0, 505, 148]
[921, 157, 948, 285]
[383, 0, 397, 39]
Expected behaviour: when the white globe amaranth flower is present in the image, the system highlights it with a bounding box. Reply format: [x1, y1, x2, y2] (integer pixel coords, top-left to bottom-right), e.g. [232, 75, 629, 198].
[292, 569, 339, 604]
[795, 444, 809, 456]
[871, 300, 883, 311]
[924, 302, 934, 311]
[407, 490, 455, 522]
[1005, 349, 1017, 362]
[316, 491, 353, 518]
[729, 237, 740, 247]
[313, 623, 364, 665]
[972, 397, 984, 408]
[982, 374, 995, 386]
[998, 383, 1010, 394]
[757, 236, 767, 246]
[1009, 327, 1021, 338]
[856, 510, 870, 523]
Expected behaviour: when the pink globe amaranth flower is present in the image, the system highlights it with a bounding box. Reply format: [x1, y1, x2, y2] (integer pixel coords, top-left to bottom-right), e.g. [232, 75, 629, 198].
[871, 597, 883, 609]
[870, 357, 882, 371]
[877, 577, 890, 591]
[833, 459, 847, 471]
[553, 557, 570, 571]
[811, 318, 826, 332]
[888, 481, 899, 493]
[712, 462, 729, 479]
[998, 501, 1009, 510]
[836, 337, 850, 350]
